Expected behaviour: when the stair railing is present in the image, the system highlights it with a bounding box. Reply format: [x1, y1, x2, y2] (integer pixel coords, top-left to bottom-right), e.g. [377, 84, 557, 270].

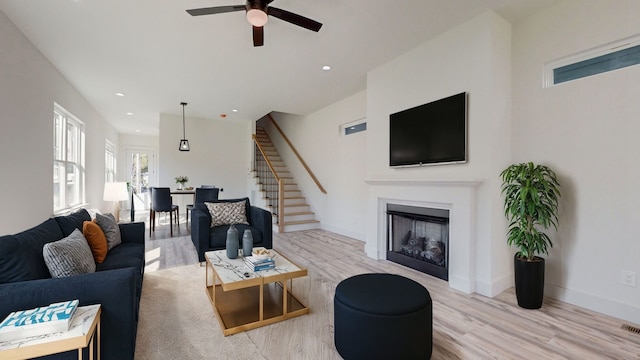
[252, 135, 285, 233]
[267, 114, 327, 194]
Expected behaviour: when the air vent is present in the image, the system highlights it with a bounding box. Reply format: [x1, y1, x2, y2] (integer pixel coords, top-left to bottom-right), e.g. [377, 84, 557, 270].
[621, 323, 640, 334]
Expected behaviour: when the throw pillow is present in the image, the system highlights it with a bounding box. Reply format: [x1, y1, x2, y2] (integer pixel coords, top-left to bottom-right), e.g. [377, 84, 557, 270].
[43, 229, 96, 278]
[82, 220, 108, 263]
[95, 213, 122, 250]
[205, 201, 249, 227]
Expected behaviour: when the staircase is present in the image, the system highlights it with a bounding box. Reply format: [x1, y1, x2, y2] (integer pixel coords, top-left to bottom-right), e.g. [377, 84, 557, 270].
[254, 127, 320, 232]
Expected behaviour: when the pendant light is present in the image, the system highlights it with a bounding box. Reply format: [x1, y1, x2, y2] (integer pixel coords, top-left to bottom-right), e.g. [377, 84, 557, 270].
[179, 102, 190, 151]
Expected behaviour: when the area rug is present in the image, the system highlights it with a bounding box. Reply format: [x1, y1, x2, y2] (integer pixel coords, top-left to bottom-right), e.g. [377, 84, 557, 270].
[134, 264, 267, 360]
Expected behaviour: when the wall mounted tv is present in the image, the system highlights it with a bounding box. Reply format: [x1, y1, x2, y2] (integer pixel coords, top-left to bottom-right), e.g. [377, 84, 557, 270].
[389, 92, 467, 167]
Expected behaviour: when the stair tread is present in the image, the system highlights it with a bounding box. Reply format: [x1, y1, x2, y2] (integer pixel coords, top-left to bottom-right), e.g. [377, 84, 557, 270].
[284, 211, 315, 216]
[284, 219, 320, 225]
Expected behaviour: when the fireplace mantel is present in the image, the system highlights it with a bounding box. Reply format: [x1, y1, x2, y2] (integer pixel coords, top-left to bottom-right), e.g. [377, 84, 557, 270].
[365, 179, 483, 187]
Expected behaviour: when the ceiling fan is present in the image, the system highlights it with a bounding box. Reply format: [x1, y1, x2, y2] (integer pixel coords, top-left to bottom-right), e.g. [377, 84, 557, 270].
[186, 0, 322, 47]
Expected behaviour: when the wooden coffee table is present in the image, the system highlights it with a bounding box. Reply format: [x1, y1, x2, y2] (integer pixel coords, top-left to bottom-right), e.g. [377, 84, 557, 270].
[204, 248, 308, 336]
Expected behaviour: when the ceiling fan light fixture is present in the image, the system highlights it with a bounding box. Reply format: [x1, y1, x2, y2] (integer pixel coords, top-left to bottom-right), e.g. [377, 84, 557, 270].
[246, 9, 268, 27]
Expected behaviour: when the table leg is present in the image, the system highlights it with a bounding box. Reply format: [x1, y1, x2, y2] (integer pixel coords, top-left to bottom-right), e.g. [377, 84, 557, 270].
[259, 282, 264, 321]
[88, 333, 93, 360]
[283, 280, 288, 315]
[97, 318, 100, 360]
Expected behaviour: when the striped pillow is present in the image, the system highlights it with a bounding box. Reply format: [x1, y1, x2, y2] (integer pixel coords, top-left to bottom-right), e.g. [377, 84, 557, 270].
[43, 229, 96, 278]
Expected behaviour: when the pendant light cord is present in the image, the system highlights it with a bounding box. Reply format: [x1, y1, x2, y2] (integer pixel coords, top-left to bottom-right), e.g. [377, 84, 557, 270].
[181, 102, 187, 138]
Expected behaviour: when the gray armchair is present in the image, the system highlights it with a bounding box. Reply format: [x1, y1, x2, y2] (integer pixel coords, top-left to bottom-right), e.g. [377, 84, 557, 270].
[190, 197, 273, 262]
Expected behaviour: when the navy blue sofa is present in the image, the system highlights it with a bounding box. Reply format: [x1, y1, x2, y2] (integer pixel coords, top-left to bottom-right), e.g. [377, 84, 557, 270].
[0, 209, 145, 360]
[190, 197, 273, 262]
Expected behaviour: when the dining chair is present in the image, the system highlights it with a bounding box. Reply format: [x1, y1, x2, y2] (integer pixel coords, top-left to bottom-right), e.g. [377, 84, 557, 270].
[150, 187, 180, 237]
[186, 187, 220, 225]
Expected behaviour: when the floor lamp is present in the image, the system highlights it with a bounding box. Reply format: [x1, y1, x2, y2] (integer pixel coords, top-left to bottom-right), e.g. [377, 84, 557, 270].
[103, 182, 129, 222]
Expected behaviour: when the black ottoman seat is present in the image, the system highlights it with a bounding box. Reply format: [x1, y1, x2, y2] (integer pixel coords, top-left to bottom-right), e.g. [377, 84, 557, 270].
[334, 273, 432, 360]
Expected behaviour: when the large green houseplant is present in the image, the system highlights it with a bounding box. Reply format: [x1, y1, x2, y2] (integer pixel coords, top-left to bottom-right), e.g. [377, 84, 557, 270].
[500, 162, 560, 309]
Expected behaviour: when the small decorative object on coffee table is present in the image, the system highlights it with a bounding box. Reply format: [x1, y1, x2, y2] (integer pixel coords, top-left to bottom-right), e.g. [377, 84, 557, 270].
[175, 175, 188, 190]
[226, 224, 239, 259]
[242, 229, 253, 256]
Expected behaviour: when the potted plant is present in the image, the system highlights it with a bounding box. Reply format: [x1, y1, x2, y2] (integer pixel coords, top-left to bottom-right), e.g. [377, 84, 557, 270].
[175, 175, 188, 190]
[500, 162, 560, 309]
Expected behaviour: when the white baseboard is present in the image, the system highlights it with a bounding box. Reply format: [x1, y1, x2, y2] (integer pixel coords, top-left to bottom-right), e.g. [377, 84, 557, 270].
[320, 224, 365, 243]
[545, 284, 640, 325]
[475, 273, 513, 298]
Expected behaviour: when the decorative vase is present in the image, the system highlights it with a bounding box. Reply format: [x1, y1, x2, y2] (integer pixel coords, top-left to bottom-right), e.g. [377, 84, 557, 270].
[177, 182, 184, 190]
[242, 229, 253, 257]
[226, 224, 239, 259]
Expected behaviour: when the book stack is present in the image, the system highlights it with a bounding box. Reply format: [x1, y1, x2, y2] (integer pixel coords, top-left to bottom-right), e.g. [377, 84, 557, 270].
[0, 299, 79, 341]
[243, 256, 275, 272]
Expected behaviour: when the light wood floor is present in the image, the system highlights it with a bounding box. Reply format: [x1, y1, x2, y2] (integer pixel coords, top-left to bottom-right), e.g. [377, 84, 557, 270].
[139, 214, 640, 359]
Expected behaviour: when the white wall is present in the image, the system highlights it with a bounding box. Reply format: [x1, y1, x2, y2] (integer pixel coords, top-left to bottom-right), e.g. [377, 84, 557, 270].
[0, 10, 119, 234]
[512, 0, 640, 324]
[267, 91, 368, 240]
[365, 11, 513, 296]
[158, 113, 252, 210]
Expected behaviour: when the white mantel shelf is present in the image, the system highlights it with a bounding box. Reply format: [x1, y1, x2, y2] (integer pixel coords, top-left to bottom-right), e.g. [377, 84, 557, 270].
[365, 179, 483, 187]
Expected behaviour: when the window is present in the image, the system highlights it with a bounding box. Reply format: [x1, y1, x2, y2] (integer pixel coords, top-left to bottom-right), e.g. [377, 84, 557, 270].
[105, 140, 116, 182]
[53, 103, 85, 213]
[545, 34, 640, 87]
[340, 118, 367, 136]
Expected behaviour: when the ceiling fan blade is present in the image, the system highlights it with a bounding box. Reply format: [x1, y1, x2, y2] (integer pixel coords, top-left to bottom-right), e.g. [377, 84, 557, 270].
[253, 26, 264, 47]
[186, 5, 245, 16]
[267, 6, 322, 32]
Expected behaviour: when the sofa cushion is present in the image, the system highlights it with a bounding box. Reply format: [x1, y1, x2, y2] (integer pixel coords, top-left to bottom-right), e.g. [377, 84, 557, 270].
[0, 218, 63, 284]
[205, 200, 250, 227]
[95, 213, 122, 250]
[54, 208, 91, 237]
[83, 220, 108, 263]
[43, 229, 96, 278]
[96, 243, 145, 272]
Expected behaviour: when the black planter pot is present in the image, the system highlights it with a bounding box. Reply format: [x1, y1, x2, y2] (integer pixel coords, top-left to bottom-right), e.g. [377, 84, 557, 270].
[514, 254, 545, 309]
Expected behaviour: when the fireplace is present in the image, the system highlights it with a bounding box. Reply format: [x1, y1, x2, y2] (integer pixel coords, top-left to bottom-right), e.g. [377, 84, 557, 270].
[387, 204, 449, 281]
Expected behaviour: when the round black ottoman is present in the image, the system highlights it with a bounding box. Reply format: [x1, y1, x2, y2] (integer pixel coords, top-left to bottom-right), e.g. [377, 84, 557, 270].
[334, 273, 432, 360]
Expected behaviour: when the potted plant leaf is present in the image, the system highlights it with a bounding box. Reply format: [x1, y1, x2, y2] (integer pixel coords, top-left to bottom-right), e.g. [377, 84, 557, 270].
[500, 162, 560, 309]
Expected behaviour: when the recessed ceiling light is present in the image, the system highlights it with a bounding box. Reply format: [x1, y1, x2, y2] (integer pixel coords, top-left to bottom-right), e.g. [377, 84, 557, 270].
[232, 109, 238, 113]
[135, 129, 141, 133]
[115, 92, 125, 97]
[322, 65, 331, 71]
[126, 112, 133, 116]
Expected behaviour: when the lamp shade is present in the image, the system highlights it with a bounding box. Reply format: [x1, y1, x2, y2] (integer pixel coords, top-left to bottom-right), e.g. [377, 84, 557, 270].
[103, 182, 129, 201]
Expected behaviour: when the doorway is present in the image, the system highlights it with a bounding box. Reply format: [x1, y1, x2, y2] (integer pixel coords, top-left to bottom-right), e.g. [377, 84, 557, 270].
[125, 148, 155, 212]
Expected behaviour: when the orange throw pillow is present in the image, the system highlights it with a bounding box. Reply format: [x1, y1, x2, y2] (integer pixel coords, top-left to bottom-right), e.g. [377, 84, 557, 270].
[82, 220, 108, 263]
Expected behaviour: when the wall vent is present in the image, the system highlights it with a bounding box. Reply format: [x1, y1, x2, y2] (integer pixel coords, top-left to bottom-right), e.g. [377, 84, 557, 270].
[621, 323, 640, 335]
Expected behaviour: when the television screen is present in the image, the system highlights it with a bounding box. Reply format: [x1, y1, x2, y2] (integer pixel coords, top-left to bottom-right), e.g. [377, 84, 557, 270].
[389, 92, 467, 167]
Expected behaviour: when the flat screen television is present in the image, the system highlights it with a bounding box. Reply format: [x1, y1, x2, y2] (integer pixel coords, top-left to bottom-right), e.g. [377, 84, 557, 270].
[389, 92, 467, 167]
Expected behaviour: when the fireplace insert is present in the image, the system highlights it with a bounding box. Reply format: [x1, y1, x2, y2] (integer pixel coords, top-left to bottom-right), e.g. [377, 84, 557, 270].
[387, 204, 449, 281]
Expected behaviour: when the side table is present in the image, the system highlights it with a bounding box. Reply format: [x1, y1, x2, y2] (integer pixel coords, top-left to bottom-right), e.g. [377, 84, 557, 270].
[0, 304, 101, 360]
